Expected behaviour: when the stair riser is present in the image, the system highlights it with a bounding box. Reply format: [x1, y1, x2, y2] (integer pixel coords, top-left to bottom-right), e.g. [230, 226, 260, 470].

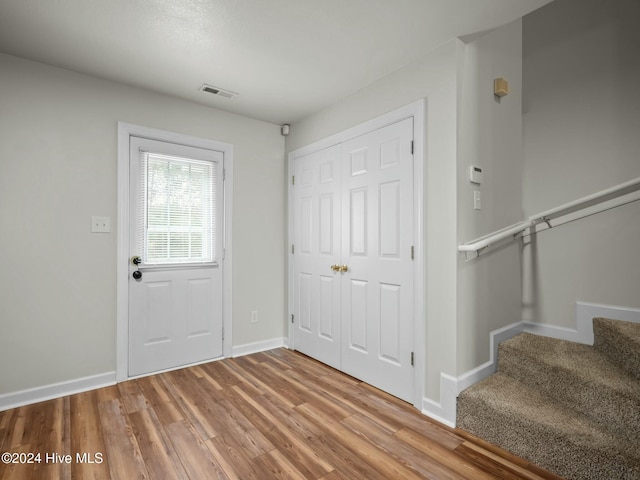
[498, 344, 640, 440]
[457, 393, 639, 480]
[594, 319, 640, 380]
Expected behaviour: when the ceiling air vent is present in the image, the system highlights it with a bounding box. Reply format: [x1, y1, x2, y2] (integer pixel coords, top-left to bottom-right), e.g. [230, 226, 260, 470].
[199, 84, 238, 99]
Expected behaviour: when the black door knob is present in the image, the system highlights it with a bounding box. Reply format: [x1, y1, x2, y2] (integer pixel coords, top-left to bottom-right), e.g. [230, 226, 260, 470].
[132, 270, 142, 280]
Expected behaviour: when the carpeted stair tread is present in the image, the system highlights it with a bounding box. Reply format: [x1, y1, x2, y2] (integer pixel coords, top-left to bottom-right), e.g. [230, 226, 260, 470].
[457, 372, 640, 480]
[498, 332, 640, 441]
[593, 317, 640, 379]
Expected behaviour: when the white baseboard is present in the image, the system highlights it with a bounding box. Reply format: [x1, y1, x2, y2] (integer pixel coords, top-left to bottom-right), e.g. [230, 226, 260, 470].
[231, 337, 287, 358]
[575, 301, 640, 344]
[522, 301, 595, 344]
[522, 322, 588, 344]
[524, 301, 640, 346]
[0, 371, 116, 412]
[424, 302, 640, 427]
[458, 321, 525, 393]
[422, 374, 457, 428]
[0, 338, 289, 412]
[422, 321, 524, 427]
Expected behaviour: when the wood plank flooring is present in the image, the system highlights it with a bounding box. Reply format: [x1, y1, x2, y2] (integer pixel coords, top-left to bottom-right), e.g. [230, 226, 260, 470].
[0, 348, 564, 479]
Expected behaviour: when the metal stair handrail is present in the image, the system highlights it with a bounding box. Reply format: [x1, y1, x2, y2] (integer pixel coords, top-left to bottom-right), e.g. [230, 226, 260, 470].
[459, 175, 640, 258]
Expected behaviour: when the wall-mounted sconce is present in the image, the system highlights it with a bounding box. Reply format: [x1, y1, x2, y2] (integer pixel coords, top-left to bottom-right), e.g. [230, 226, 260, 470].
[494, 77, 509, 98]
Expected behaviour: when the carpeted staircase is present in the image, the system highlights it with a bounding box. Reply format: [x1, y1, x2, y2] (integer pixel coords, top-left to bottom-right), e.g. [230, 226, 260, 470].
[457, 318, 640, 480]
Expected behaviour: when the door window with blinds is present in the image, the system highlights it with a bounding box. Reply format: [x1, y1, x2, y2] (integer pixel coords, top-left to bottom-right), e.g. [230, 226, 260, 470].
[131, 138, 223, 267]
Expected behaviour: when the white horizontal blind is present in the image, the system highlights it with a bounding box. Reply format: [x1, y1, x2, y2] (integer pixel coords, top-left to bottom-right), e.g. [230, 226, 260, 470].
[138, 150, 216, 265]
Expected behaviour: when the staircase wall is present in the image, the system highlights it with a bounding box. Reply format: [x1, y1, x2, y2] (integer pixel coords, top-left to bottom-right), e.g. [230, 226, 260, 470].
[456, 17, 524, 381]
[522, 0, 640, 329]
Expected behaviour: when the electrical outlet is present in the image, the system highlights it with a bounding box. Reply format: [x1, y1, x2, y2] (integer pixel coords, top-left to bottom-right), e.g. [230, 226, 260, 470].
[250, 310, 258, 323]
[91, 216, 111, 233]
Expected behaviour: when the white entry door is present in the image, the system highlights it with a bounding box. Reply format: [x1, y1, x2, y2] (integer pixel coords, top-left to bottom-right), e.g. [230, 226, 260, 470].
[128, 136, 224, 377]
[292, 117, 414, 402]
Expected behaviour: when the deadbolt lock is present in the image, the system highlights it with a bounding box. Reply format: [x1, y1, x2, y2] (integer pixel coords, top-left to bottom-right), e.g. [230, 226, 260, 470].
[131, 255, 142, 266]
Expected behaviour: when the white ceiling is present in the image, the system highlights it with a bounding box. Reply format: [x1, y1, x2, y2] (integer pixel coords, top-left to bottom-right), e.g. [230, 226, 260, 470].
[0, 0, 553, 125]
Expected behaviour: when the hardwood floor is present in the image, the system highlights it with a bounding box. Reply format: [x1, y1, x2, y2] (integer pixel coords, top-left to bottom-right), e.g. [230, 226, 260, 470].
[0, 349, 564, 479]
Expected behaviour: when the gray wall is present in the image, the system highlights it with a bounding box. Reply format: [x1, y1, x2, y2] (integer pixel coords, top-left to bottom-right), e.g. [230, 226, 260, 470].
[456, 20, 524, 374]
[522, 0, 640, 327]
[0, 54, 285, 395]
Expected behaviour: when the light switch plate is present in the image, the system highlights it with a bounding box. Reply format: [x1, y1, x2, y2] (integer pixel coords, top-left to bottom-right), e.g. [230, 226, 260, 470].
[473, 191, 482, 210]
[91, 216, 111, 233]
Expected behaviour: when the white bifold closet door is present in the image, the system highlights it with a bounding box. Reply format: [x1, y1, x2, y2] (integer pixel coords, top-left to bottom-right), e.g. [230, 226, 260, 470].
[293, 117, 414, 402]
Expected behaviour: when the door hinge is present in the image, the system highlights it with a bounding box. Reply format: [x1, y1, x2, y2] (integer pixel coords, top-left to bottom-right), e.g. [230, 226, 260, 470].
[292, 175, 295, 186]
[410, 141, 414, 155]
[411, 351, 414, 366]
[223, 168, 226, 181]
[291, 244, 295, 254]
[291, 314, 294, 324]
[222, 326, 225, 340]
[410, 245, 414, 260]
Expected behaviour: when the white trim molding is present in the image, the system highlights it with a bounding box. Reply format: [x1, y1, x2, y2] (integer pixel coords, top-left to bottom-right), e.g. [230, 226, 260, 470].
[116, 122, 234, 382]
[525, 301, 640, 346]
[0, 372, 116, 412]
[422, 301, 640, 427]
[232, 338, 288, 358]
[421, 321, 524, 427]
[422, 374, 458, 428]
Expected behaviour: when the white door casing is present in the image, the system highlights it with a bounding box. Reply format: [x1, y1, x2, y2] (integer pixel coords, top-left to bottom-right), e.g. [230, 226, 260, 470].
[117, 123, 233, 382]
[291, 115, 416, 403]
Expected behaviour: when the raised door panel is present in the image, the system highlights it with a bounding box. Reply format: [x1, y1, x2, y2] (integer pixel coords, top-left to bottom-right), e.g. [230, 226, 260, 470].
[183, 273, 223, 363]
[379, 282, 401, 365]
[145, 281, 173, 345]
[379, 181, 401, 258]
[348, 279, 369, 353]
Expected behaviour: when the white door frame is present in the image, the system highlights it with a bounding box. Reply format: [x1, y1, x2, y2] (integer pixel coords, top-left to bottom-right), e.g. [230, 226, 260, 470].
[116, 122, 233, 382]
[287, 100, 425, 409]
